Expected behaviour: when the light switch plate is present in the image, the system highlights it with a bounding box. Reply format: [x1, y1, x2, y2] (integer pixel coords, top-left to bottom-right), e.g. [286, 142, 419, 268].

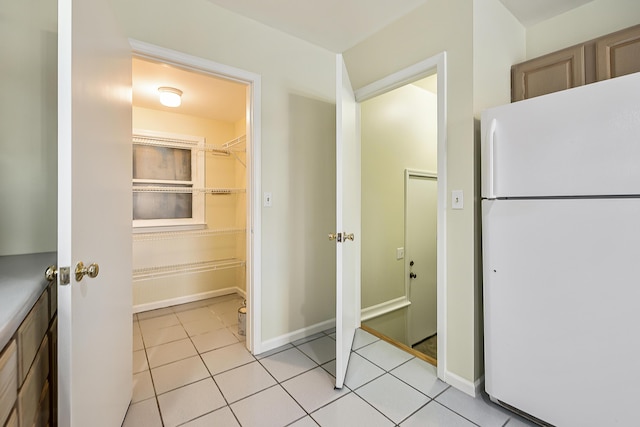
[396, 247, 404, 260]
[452, 190, 463, 209]
[263, 192, 272, 207]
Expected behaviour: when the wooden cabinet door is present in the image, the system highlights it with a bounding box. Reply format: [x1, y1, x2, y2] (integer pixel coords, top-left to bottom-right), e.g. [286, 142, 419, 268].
[511, 45, 585, 101]
[596, 24, 640, 80]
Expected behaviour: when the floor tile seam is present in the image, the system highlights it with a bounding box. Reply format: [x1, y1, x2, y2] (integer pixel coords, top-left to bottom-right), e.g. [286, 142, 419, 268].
[351, 336, 381, 352]
[429, 399, 484, 427]
[351, 348, 397, 373]
[284, 414, 317, 427]
[287, 343, 327, 367]
[394, 397, 436, 425]
[254, 351, 320, 388]
[291, 333, 327, 347]
[215, 376, 280, 406]
[340, 369, 386, 393]
[254, 344, 292, 360]
[268, 380, 316, 419]
[152, 369, 214, 397]
[305, 390, 354, 418]
[189, 335, 245, 358]
[386, 369, 440, 400]
[349, 388, 399, 426]
[352, 383, 432, 425]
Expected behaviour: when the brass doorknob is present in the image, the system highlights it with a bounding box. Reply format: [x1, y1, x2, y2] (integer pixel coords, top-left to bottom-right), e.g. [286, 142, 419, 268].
[45, 265, 58, 282]
[344, 233, 355, 241]
[328, 233, 338, 241]
[75, 262, 100, 281]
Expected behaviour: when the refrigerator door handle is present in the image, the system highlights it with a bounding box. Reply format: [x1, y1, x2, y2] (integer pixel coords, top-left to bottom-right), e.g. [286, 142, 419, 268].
[486, 118, 497, 199]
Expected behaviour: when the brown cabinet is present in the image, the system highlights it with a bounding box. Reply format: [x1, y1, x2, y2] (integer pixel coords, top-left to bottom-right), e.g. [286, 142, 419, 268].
[0, 283, 56, 427]
[512, 24, 640, 101]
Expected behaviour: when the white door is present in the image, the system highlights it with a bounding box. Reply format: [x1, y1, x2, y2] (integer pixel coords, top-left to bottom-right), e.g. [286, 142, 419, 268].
[406, 172, 437, 345]
[58, 0, 132, 425]
[334, 54, 361, 389]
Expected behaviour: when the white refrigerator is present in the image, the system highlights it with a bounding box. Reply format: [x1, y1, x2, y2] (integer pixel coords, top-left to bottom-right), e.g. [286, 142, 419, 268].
[481, 72, 640, 426]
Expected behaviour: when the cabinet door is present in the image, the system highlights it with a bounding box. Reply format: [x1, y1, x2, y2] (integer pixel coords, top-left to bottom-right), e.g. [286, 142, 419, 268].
[511, 45, 585, 101]
[596, 24, 640, 80]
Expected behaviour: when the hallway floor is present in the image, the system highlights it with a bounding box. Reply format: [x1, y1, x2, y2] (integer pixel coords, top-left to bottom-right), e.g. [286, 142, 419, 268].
[124, 295, 536, 427]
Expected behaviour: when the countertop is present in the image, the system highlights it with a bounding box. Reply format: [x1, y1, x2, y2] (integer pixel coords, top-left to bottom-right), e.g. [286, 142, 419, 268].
[0, 252, 56, 350]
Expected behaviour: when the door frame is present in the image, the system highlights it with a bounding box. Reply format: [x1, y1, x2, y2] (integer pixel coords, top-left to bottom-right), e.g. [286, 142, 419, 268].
[404, 169, 437, 346]
[354, 52, 447, 379]
[129, 40, 262, 353]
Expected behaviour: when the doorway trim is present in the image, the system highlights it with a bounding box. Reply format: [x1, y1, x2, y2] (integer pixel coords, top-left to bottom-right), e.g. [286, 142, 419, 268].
[129, 39, 262, 354]
[354, 52, 447, 379]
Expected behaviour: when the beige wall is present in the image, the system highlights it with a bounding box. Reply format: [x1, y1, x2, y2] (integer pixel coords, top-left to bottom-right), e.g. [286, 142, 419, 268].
[111, 0, 337, 344]
[0, 0, 57, 256]
[347, 0, 527, 388]
[526, 0, 640, 59]
[472, 0, 526, 380]
[345, 0, 477, 384]
[361, 83, 437, 309]
[131, 106, 246, 307]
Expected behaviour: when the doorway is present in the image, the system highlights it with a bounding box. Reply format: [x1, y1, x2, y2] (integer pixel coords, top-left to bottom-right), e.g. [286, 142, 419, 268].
[129, 41, 261, 353]
[354, 53, 446, 371]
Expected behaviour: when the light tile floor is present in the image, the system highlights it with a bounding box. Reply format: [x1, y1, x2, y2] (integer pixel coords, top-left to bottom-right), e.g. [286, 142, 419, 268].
[124, 295, 538, 427]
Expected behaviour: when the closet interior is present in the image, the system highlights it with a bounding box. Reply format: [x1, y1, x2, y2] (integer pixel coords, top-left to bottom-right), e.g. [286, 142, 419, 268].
[130, 57, 248, 316]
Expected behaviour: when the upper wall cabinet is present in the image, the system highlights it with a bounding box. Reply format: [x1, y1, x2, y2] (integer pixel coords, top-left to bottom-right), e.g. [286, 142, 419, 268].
[512, 24, 640, 102]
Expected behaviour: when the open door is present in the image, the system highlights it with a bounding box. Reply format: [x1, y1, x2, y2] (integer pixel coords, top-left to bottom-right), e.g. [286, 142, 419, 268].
[58, 0, 132, 425]
[334, 54, 361, 389]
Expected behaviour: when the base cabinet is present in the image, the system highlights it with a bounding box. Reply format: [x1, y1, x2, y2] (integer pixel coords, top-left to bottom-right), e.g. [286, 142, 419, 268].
[1, 282, 56, 427]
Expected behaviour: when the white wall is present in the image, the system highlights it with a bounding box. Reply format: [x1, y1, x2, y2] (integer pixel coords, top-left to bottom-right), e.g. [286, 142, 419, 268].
[110, 0, 337, 346]
[0, 0, 57, 256]
[526, 0, 640, 59]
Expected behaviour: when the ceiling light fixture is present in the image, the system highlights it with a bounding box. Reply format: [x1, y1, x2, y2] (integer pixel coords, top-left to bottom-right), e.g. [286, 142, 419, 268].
[158, 87, 182, 107]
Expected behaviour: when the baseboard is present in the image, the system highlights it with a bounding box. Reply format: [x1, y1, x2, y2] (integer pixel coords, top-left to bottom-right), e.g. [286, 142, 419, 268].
[133, 287, 245, 313]
[444, 370, 483, 397]
[258, 318, 336, 355]
[361, 296, 410, 321]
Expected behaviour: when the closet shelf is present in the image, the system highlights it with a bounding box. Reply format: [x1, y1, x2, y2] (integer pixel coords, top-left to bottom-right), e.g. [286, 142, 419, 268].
[134, 228, 246, 241]
[132, 186, 245, 194]
[132, 258, 245, 281]
[223, 135, 246, 149]
[132, 136, 246, 154]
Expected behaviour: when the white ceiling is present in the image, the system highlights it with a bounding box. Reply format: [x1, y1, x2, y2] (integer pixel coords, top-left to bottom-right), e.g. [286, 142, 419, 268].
[133, 0, 596, 122]
[132, 57, 247, 123]
[498, 0, 595, 27]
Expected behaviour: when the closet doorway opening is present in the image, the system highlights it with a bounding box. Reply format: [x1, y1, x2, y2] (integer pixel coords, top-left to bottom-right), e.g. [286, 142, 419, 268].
[129, 41, 261, 353]
[356, 56, 445, 369]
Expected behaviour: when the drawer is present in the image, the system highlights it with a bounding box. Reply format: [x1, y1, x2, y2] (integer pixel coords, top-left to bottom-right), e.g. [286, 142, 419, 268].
[48, 281, 57, 320]
[0, 339, 17, 426]
[17, 291, 49, 385]
[4, 408, 18, 427]
[18, 336, 49, 427]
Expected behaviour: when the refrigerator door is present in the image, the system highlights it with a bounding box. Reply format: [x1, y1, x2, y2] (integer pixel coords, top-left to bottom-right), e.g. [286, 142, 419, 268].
[481, 72, 640, 199]
[483, 198, 640, 426]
